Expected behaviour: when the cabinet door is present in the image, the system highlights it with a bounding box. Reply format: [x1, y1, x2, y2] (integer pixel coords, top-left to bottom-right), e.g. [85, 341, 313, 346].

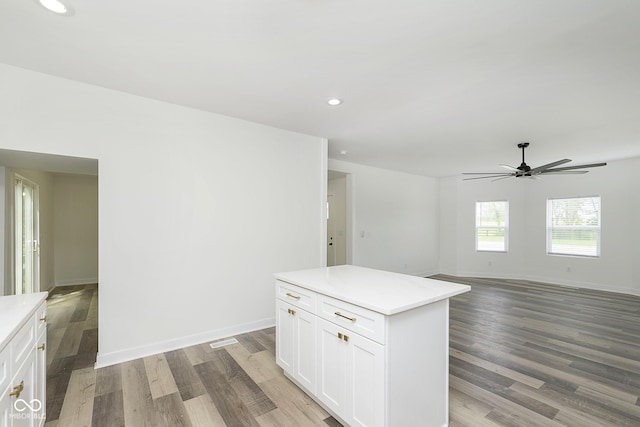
[35, 332, 46, 427]
[0, 384, 12, 427]
[317, 319, 348, 417]
[276, 300, 295, 374]
[9, 350, 37, 427]
[293, 308, 316, 393]
[346, 334, 385, 427]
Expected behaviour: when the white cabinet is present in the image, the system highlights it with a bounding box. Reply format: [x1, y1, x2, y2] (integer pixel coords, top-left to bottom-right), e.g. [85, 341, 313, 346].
[0, 294, 48, 427]
[275, 299, 317, 393]
[317, 318, 385, 427]
[345, 328, 384, 427]
[274, 265, 470, 427]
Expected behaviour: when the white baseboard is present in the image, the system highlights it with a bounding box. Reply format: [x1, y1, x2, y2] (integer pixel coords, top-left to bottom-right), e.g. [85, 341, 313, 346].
[440, 270, 640, 297]
[412, 269, 439, 278]
[54, 277, 98, 287]
[95, 317, 275, 369]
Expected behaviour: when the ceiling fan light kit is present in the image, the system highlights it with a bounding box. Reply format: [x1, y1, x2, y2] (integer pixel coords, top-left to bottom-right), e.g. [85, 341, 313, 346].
[463, 142, 606, 181]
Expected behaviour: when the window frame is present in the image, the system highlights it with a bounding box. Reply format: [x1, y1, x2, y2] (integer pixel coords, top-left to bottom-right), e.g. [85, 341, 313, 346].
[475, 200, 509, 253]
[546, 195, 601, 258]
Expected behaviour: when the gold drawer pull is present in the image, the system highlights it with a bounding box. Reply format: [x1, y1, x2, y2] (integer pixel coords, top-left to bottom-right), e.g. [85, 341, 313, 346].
[38, 343, 46, 351]
[335, 312, 356, 323]
[40, 316, 47, 322]
[287, 308, 296, 316]
[286, 292, 301, 300]
[10, 381, 24, 399]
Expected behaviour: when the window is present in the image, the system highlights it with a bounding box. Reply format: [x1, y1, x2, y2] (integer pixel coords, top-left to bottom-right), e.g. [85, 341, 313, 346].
[476, 201, 508, 252]
[547, 196, 601, 257]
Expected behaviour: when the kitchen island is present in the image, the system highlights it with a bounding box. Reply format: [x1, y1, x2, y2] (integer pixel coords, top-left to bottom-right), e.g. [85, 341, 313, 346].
[274, 265, 470, 427]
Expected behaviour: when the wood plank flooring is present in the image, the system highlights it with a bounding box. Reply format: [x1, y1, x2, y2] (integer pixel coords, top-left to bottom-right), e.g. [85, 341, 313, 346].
[44, 284, 338, 427]
[43, 278, 640, 426]
[437, 275, 640, 427]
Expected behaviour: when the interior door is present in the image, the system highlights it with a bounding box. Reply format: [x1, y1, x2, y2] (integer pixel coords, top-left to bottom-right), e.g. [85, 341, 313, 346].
[15, 176, 40, 295]
[327, 194, 336, 266]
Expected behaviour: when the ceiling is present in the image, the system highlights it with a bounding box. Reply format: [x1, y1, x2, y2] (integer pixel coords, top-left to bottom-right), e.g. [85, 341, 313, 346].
[1, 0, 639, 177]
[0, 148, 97, 175]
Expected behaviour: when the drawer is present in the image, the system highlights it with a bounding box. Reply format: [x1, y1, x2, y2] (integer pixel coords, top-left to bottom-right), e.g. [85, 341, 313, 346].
[276, 281, 317, 313]
[318, 294, 386, 344]
[10, 316, 36, 378]
[35, 302, 47, 335]
[0, 344, 8, 393]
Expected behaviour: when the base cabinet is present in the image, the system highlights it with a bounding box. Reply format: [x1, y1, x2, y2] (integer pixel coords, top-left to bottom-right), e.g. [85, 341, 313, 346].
[275, 266, 470, 427]
[317, 319, 384, 427]
[277, 282, 386, 426]
[0, 295, 47, 427]
[276, 299, 317, 393]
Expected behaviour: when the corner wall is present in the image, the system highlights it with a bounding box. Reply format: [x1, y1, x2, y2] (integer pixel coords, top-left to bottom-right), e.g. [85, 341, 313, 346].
[0, 167, 5, 295]
[53, 174, 98, 287]
[329, 159, 439, 276]
[0, 63, 327, 366]
[439, 156, 640, 296]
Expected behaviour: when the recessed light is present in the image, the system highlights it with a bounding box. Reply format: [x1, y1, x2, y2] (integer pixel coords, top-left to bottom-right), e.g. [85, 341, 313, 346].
[339, 150, 348, 155]
[327, 98, 342, 106]
[37, 0, 75, 16]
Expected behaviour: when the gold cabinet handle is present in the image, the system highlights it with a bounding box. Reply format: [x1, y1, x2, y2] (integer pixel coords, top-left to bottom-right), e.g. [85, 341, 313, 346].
[337, 332, 349, 342]
[38, 343, 46, 351]
[40, 316, 47, 322]
[287, 308, 296, 316]
[286, 292, 301, 300]
[335, 312, 356, 323]
[343, 334, 349, 342]
[10, 381, 24, 399]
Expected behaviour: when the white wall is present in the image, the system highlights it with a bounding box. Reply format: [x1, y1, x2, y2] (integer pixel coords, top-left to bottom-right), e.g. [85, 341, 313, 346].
[329, 159, 439, 276]
[439, 156, 640, 296]
[53, 174, 98, 287]
[0, 63, 327, 366]
[0, 167, 4, 295]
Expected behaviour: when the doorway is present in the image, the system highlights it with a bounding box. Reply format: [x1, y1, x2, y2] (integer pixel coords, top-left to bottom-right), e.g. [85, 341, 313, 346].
[15, 174, 40, 294]
[327, 171, 350, 266]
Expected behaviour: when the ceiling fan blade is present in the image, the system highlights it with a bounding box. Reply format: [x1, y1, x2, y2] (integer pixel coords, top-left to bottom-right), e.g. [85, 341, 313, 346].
[499, 164, 519, 172]
[542, 162, 607, 172]
[463, 174, 514, 181]
[529, 159, 571, 174]
[491, 176, 513, 182]
[540, 170, 588, 175]
[462, 172, 513, 175]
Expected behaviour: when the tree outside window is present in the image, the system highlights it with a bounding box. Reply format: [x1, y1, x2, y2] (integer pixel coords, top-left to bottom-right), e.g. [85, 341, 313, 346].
[476, 201, 508, 252]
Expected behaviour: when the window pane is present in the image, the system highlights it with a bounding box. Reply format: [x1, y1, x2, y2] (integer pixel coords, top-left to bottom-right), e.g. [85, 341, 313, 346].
[477, 227, 506, 251]
[476, 201, 508, 252]
[547, 197, 601, 257]
[476, 202, 507, 226]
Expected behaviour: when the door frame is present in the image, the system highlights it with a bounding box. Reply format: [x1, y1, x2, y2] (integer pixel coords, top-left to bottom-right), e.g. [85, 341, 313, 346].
[327, 170, 353, 266]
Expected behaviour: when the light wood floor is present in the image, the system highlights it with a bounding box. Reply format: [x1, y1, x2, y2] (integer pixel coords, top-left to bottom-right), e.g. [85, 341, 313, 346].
[42, 278, 640, 426]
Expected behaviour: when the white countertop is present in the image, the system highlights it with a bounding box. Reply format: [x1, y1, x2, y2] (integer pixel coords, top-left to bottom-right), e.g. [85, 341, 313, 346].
[0, 292, 48, 350]
[274, 265, 470, 315]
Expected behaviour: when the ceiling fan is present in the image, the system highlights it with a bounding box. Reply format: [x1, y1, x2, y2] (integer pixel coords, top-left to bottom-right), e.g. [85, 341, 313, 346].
[463, 142, 607, 181]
